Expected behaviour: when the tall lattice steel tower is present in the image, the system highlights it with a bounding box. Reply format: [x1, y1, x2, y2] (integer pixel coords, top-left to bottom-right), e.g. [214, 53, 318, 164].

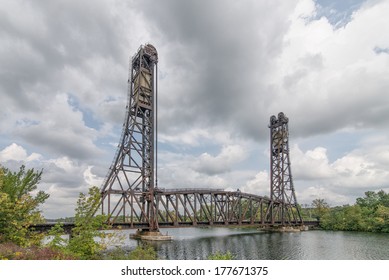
[269, 112, 302, 225]
[100, 44, 159, 230]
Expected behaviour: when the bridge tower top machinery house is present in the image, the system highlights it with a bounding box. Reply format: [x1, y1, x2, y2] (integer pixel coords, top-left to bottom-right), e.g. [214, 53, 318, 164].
[100, 44, 159, 230]
[268, 112, 303, 225]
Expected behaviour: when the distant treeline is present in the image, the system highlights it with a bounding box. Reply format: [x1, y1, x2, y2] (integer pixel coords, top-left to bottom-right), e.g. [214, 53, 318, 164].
[304, 190, 389, 233]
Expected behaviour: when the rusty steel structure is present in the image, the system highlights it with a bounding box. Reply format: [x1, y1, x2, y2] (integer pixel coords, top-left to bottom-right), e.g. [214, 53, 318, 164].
[99, 44, 303, 230]
[109, 189, 279, 228]
[100, 44, 159, 230]
[269, 112, 302, 225]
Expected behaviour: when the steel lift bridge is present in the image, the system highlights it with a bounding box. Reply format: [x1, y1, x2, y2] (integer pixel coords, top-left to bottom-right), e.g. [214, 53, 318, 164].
[98, 44, 303, 238]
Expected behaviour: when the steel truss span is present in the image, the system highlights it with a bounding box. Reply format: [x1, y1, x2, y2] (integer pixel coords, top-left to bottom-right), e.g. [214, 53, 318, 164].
[101, 189, 303, 229]
[98, 44, 303, 229]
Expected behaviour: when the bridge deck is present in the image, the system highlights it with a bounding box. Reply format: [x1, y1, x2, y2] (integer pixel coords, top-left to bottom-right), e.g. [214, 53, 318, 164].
[31, 220, 319, 233]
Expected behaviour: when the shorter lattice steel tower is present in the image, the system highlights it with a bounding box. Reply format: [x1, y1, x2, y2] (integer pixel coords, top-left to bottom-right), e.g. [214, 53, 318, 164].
[100, 44, 159, 230]
[269, 112, 302, 225]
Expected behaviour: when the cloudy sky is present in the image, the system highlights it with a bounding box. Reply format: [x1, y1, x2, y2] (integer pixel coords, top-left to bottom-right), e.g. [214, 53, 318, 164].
[1, 0, 389, 218]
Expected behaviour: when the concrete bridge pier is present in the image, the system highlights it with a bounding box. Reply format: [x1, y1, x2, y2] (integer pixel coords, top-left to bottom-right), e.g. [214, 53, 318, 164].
[130, 229, 173, 241]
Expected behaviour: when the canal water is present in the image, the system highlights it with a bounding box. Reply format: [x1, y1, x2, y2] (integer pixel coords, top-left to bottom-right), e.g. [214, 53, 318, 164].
[107, 227, 389, 260]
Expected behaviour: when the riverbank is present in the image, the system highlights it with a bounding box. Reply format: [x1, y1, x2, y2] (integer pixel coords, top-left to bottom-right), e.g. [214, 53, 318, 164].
[0, 241, 159, 260]
[0, 242, 75, 260]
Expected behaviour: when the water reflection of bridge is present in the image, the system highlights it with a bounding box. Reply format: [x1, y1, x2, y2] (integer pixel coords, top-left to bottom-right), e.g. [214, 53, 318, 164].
[146, 228, 304, 260]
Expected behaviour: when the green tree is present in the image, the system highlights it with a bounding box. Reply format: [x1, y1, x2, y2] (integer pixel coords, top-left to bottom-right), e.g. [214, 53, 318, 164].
[320, 190, 389, 233]
[0, 165, 49, 247]
[47, 223, 67, 250]
[356, 190, 389, 232]
[46, 186, 121, 259]
[374, 205, 389, 232]
[320, 206, 344, 230]
[66, 186, 108, 259]
[356, 191, 381, 210]
[311, 198, 329, 221]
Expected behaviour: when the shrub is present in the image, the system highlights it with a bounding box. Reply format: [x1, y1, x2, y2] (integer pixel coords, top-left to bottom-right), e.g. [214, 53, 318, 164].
[0, 242, 74, 260]
[207, 251, 234, 260]
[0, 165, 49, 247]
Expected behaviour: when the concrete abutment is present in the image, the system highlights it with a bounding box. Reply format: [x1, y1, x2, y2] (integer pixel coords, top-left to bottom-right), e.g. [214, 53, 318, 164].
[130, 229, 173, 241]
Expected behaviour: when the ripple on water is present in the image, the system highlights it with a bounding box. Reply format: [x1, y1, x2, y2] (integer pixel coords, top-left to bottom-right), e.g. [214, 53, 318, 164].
[109, 228, 389, 260]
